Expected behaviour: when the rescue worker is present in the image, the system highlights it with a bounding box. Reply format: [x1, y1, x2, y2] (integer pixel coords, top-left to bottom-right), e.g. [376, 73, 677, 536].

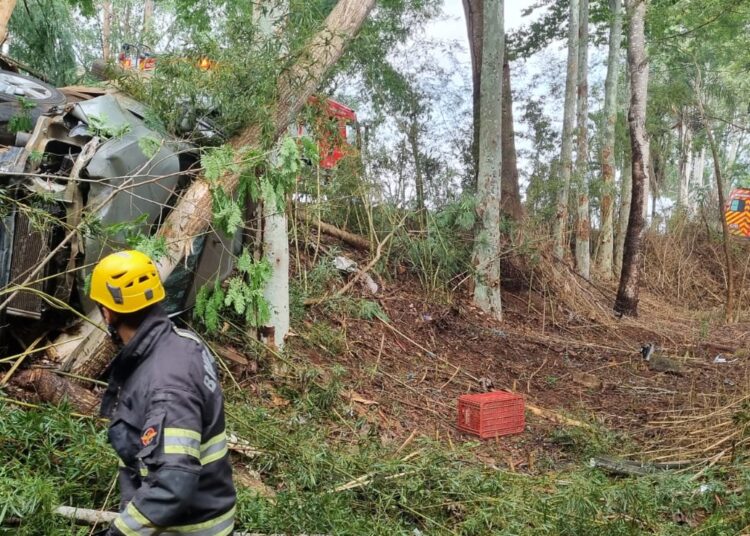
[90, 250, 236, 535]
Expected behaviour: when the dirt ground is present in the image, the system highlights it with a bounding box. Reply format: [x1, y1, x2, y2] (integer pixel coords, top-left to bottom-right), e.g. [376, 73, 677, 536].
[278, 252, 750, 470]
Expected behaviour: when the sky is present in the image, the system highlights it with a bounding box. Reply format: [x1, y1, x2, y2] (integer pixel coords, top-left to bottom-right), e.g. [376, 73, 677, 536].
[426, 1, 529, 69]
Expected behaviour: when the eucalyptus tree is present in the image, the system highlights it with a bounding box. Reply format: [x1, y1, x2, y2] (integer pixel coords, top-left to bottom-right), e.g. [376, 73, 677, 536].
[615, 0, 650, 317]
[574, 0, 590, 278]
[553, 0, 579, 260]
[595, 0, 622, 279]
[472, 0, 504, 320]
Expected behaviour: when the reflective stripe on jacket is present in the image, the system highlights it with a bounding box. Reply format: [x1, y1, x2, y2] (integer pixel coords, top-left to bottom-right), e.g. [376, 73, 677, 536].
[100, 305, 236, 535]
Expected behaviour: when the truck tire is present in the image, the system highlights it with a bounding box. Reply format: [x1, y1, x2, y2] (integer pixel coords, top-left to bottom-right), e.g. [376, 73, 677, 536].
[0, 69, 66, 106]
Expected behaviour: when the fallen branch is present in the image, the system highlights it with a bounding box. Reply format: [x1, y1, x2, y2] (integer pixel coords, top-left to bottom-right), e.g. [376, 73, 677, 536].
[54, 506, 327, 535]
[305, 216, 404, 306]
[300, 212, 371, 250]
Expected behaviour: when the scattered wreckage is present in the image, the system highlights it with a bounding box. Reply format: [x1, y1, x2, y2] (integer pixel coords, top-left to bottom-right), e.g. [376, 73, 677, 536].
[0, 66, 239, 352]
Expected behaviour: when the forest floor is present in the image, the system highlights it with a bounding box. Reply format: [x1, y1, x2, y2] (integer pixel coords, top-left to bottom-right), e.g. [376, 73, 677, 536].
[5, 234, 750, 534]
[246, 238, 750, 472]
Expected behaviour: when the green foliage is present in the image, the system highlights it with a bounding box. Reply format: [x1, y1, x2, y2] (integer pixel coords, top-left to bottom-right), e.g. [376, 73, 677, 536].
[127, 234, 168, 261]
[8, 0, 78, 86]
[137, 136, 162, 159]
[194, 279, 225, 333]
[86, 114, 132, 139]
[194, 250, 273, 332]
[0, 402, 117, 534]
[355, 299, 389, 322]
[8, 97, 36, 134]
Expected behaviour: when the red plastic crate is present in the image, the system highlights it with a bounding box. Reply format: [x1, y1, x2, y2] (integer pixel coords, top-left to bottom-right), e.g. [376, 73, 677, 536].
[457, 391, 525, 439]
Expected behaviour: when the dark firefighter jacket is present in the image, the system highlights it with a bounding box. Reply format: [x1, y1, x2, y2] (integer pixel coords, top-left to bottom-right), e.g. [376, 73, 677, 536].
[100, 305, 236, 536]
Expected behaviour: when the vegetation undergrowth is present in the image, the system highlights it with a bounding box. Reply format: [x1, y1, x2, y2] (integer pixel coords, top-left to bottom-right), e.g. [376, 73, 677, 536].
[4, 371, 750, 535]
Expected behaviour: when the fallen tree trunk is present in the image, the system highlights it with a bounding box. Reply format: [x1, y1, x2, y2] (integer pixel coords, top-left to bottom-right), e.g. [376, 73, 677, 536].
[60, 0, 377, 379]
[12, 369, 100, 414]
[302, 214, 371, 250]
[0, 0, 17, 44]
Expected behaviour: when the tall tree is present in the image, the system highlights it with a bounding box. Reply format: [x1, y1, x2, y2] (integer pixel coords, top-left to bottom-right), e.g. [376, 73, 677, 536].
[407, 107, 428, 229]
[614, 0, 650, 317]
[696, 69, 735, 322]
[101, 0, 113, 60]
[574, 0, 590, 278]
[463, 0, 483, 184]
[595, 0, 622, 279]
[553, 0, 580, 260]
[501, 52, 523, 221]
[472, 0, 503, 320]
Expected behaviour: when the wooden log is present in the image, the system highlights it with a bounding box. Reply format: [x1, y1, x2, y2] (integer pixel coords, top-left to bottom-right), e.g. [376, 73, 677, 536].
[300, 212, 371, 250]
[61, 0, 378, 380]
[12, 368, 100, 415]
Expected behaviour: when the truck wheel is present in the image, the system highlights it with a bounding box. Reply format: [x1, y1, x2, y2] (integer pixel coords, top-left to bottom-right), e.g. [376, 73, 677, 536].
[0, 69, 66, 106]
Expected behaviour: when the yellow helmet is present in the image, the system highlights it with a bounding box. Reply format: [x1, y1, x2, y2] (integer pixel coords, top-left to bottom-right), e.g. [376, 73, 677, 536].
[90, 250, 165, 313]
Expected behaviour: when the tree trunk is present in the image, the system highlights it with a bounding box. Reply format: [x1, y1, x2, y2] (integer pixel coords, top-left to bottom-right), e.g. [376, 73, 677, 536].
[553, 0, 580, 260]
[463, 0, 483, 187]
[707, 128, 735, 322]
[574, 0, 590, 278]
[0, 0, 16, 45]
[102, 0, 113, 61]
[61, 0, 378, 377]
[408, 112, 427, 229]
[500, 53, 523, 221]
[614, 0, 650, 317]
[692, 144, 706, 211]
[142, 0, 154, 45]
[595, 0, 622, 280]
[472, 0, 503, 320]
[614, 150, 632, 276]
[677, 121, 692, 213]
[12, 369, 100, 415]
[696, 81, 735, 322]
[256, 0, 291, 349]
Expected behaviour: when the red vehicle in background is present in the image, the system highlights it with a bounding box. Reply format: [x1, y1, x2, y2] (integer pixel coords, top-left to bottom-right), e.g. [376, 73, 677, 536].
[117, 46, 358, 169]
[300, 97, 358, 169]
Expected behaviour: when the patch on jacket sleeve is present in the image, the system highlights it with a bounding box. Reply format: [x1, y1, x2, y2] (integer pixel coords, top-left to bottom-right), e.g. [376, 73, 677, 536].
[137, 412, 165, 459]
[141, 426, 158, 447]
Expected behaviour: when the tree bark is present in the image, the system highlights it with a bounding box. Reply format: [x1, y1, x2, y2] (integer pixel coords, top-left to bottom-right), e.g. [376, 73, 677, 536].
[595, 0, 622, 280]
[463, 0, 483, 187]
[677, 118, 692, 213]
[408, 111, 427, 229]
[574, 0, 590, 278]
[0, 0, 17, 45]
[101, 0, 113, 61]
[142, 0, 155, 45]
[12, 369, 100, 415]
[696, 75, 735, 323]
[500, 53, 523, 221]
[614, 0, 650, 317]
[62, 0, 377, 377]
[553, 0, 580, 260]
[472, 0, 503, 320]
[614, 149, 632, 277]
[256, 0, 291, 350]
